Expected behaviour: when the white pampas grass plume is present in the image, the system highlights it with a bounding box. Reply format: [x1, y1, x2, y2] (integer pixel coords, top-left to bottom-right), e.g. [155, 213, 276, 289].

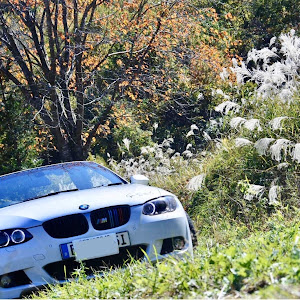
[186, 124, 199, 137]
[220, 68, 229, 81]
[182, 150, 193, 158]
[269, 138, 292, 161]
[254, 138, 275, 155]
[231, 60, 252, 84]
[230, 30, 300, 101]
[269, 116, 288, 130]
[235, 138, 253, 147]
[122, 138, 131, 151]
[172, 152, 181, 159]
[247, 48, 278, 64]
[140, 147, 148, 155]
[186, 130, 195, 138]
[280, 29, 299, 61]
[279, 86, 297, 103]
[215, 101, 240, 115]
[277, 162, 289, 170]
[230, 117, 246, 129]
[268, 185, 280, 205]
[161, 138, 174, 147]
[166, 148, 175, 155]
[244, 119, 262, 131]
[215, 89, 230, 99]
[269, 36, 276, 47]
[198, 93, 204, 100]
[187, 174, 206, 191]
[291, 143, 300, 163]
[203, 131, 212, 141]
[244, 184, 265, 201]
[210, 119, 218, 127]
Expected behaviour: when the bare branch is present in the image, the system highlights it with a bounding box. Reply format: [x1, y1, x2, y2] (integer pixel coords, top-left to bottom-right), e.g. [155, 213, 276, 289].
[43, 0, 56, 82]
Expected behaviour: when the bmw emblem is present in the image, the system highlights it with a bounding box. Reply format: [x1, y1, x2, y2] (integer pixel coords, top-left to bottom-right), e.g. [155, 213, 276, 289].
[79, 204, 89, 210]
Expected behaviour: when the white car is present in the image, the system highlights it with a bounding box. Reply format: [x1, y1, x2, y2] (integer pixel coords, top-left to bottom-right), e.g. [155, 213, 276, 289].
[0, 161, 195, 298]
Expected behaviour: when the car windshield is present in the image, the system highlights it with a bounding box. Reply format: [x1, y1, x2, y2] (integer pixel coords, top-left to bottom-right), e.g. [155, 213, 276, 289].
[0, 162, 126, 209]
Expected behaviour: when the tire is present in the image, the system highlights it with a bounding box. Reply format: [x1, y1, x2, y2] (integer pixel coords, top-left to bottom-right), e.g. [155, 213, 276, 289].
[185, 212, 198, 247]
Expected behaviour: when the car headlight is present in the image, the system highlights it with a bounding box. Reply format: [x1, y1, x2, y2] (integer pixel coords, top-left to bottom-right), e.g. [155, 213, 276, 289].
[0, 229, 33, 248]
[142, 196, 177, 215]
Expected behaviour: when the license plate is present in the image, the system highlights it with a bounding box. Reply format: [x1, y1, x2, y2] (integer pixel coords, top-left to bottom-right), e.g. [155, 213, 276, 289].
[60, 231, 131, 260]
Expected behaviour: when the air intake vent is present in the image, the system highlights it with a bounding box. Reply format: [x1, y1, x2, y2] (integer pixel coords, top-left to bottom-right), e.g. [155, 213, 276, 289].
[91, 205, 130, 230]
[43, 214, 88, 238]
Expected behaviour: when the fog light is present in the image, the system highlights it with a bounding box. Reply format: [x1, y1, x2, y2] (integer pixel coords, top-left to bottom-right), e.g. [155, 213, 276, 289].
[0, 271, 31, 288]
[172, 237, 185, 250]
[0, 275, 12, 288]
[160, 236, 186, 255]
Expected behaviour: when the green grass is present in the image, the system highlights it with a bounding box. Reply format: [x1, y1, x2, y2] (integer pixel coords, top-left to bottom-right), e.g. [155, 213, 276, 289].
[31, 212, 300, 299]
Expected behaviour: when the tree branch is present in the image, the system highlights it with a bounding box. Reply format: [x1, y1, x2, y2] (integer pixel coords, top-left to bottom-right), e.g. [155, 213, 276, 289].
[43, 0, 56, 83]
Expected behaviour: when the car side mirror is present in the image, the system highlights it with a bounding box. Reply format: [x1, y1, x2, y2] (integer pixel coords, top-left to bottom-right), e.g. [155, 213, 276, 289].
[130, 174, 149, 185]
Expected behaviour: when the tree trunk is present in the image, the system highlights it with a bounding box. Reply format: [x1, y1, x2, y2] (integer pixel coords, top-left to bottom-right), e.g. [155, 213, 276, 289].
[59, 143, 74, 162]
[56, 140, 86, 162]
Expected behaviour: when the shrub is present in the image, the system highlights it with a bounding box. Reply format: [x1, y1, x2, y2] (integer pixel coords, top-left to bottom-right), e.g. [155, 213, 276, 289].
[190, 30, 300, 224]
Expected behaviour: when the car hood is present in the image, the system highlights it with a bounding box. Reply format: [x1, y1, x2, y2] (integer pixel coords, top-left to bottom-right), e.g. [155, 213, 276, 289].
[0, 184, 170, 229]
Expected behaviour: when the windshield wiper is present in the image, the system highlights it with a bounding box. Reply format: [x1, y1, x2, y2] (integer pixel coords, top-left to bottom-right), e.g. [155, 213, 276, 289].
[92, 182, 123, 189]
[23, 188, 79, 203]
[107, 182, 123, 186]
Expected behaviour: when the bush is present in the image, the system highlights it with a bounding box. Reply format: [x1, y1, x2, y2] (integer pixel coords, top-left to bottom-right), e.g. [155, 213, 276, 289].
[0, 89, 41, 175]
[189, 30, 300, 224]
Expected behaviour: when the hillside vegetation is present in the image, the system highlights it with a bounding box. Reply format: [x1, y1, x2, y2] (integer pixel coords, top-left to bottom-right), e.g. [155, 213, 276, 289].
[0, 0, 299, 298]
[31, 29, 300, 298]
[33, 213, 300, 299]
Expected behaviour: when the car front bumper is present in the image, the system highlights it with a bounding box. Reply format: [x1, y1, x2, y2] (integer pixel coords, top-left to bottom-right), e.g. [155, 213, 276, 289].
[0, 204, 192, 299]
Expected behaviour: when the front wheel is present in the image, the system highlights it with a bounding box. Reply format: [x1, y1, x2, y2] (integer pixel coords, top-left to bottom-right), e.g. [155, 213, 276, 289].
[185, 212, 198, 247]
